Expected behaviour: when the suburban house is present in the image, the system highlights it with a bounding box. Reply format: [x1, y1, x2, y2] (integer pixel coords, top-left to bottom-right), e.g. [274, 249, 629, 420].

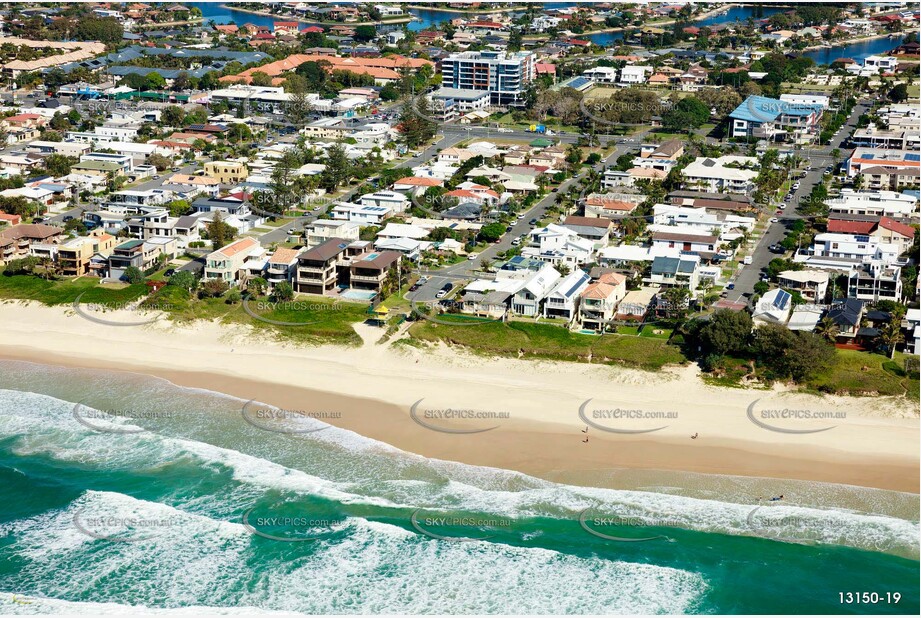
[107, 239, 163, 280]
[204, 161, 249, 183]
[203, 237, 265, 286]
[579, 272, 628, 331]
[753, 288, 794, 326]
[828, 298, 866, 341]
[0, 224, 64, 264]
[543, 269, 591, 322]
[304, 219, 362, 248]
[646, 254, 701, 291]
[561, 216, 613, 247]
[729, 94, 823, 144]
[524, 223, 595, 267]
[263, 247, 301, 292]
[778, 270, 829, 303]
[651, 231, 719, 258]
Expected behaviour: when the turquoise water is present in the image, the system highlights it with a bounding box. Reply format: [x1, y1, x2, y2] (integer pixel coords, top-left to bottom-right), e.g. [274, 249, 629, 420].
[0, 360, 918, 614]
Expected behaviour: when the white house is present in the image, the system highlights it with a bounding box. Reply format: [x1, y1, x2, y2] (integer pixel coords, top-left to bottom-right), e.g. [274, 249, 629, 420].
[543, 269, 591, 322]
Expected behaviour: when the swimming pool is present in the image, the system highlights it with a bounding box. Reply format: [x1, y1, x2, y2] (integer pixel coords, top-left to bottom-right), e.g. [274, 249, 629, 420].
[340, 289, 378, 301]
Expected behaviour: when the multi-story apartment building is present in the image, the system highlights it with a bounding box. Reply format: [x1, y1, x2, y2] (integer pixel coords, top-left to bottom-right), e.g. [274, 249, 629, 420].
[849, 262, 903, 302]
[294, 237, 351, 295]
[440, 50, 535, 104]
[729, 95, 823, 143]
[57, 232, 117, 277]
[682, 156, 758, 194]
[349, 251, 402, 294]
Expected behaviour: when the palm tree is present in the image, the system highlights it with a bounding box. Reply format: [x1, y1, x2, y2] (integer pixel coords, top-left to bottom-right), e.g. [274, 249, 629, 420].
[878, 320, 905, 359]
[815, 316, 840, 342]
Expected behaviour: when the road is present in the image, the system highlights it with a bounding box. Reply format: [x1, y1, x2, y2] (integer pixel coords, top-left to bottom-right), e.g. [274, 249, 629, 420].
[409, 133, 646, 302]
[728, 98, 871, 303]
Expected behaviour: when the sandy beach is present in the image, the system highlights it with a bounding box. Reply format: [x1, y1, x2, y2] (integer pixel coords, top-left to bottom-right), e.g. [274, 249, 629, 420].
[0, 301, 917, 493]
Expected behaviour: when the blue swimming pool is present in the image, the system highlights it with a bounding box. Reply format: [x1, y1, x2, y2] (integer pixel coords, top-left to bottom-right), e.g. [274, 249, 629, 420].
[341, 289, 378, 301]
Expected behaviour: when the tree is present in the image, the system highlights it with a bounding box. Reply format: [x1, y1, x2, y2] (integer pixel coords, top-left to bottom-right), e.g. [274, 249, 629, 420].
[145, 72, 166, 91]
[661, 286, 691, 320]
[698, 308, 752, 356]
[168, 270, 197, 292]
[815, 316, 839, 342]
[64, 218, 87, 235]
[42, 154, 76, 176]
[878, 319, 904, 358]
[204, 212, 237, 249]
[124, 266, 144, 284]
[888, 83, 909, 103]
[752, 324, 834, 381]
[199, 278, 230, 298]
[250, 71, 274, 87]
[508, 28, 523, 52]
[478, 222, 505, 243]
[661, 96, 710, 132]
[162, 106, 185, 126]
[319, 142, 351, 192]
[247, 277, 267, 297]
[272, 281, 295, 302]
[148, 153, 173, 172]
[398, 96, 437, 148]
[354, 25, 377, 42]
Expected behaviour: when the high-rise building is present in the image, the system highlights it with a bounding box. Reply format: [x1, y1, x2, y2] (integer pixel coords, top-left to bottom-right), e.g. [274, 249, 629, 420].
[440, 50, 535, 105]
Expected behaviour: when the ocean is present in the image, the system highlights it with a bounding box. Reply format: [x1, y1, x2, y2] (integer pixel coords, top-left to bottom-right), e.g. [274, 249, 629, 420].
[0, 360, 918, 614]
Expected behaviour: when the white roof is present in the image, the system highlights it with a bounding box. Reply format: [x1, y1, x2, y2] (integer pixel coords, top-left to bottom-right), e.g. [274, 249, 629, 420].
[377, 223, 429, 239]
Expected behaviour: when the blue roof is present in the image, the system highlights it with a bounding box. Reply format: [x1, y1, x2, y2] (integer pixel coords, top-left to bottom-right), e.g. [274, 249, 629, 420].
[730, 95, 822, 123]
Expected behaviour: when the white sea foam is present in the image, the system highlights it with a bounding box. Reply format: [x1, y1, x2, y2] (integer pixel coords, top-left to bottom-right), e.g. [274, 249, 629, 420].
[2, 491, 707, 614]
[1, 388, 917, 557]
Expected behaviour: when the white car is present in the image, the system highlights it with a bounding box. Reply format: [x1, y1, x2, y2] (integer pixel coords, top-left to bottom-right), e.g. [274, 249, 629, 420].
[467, 253, 478, 260]
[497, 128, 513, 133]
[743, 255, 753, 265]
[770, 217, 779, 223]
[435, 290, 447, 299]
[511, 238, 521, 246]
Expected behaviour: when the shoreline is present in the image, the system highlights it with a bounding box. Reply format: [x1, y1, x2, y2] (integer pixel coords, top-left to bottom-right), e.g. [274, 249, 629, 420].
[802, 29, 917, 54]
[219, 4, 413, 27]
[0, 302, 918, 493]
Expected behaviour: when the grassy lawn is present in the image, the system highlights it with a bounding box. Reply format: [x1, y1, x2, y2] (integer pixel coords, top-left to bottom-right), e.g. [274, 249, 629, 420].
[804, 349, 919, 400]
[144, 286, 366, 346]
[408, 320, 686, 370]
[0, 273, 146, 305]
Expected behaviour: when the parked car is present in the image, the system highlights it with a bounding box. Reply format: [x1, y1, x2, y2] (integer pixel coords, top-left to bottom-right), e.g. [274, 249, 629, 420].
[727, 282, 735, 290]
[435, 290, 447, 299]
[441, 282, 453, 292]
[768, 244, 785, 254]
[164, 268, 176, 277]
[505, 226, 513, 233]
[529, 218, 538, 225]
[770, 217, 779, 223]
[743, 255, 753, 265]
[62, 215, 73, 222]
